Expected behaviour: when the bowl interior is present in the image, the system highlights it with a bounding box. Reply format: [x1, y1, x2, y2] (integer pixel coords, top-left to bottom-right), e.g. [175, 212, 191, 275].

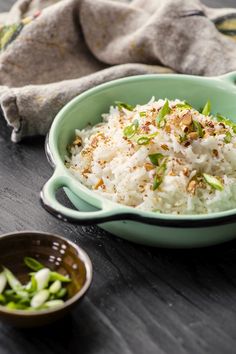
[0, 232, 88, 302]
[52, 74, 236, 162]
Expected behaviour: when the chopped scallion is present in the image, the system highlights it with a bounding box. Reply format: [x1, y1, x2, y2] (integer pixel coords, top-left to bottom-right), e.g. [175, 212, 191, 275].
[55, 287, 67, 299]
[6, 302, 28, 310]
[193, 120, 204, 138]
[44, 300, 64, 309]
[0, 272, 7, 294]
[148, 153, 164, 166]
[49, 280, 62, 294]
[31, 289, 49, 309]
[123, 120, 139, 139]
[224, 131, 232, 144]
[0, 258, 71, 312]
[115, 101, 134, 111]
[34, 268, 50, 291]
[139, 111, 146, 117]
[26, 275, 37, 293]
[179, 134, 188, 143]
[203, 173, 223, 191]
[137, 136, 150, 145]
[153, 175, 162, 191]
[176, 102, 192, 109]
[24, 257, 44, 272]
[49, 272, 71, 283]
[202, 100, 211, 116]
[3, 267, 22, 292]
[0, 294, 6, 304]
[215, 113, 236, 133]
[156, 100, 170, 127]
[152, 159, 168, 191]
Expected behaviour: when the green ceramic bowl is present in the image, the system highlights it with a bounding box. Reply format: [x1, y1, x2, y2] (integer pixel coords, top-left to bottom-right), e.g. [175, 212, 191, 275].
[41, 72, 236, 248]
[0, 231, 92, 327]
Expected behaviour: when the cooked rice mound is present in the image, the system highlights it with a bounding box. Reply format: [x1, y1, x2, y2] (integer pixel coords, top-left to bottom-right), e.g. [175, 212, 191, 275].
[66, 98, 236, 215]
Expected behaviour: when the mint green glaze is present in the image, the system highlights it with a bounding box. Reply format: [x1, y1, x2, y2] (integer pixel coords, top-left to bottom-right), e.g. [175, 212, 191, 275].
[43, 72, 236, 247]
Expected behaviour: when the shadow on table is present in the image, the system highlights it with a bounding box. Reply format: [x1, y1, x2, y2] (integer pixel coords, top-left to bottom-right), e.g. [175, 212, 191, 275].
[85, 225, 236, 307]
[5, 303, 105, 354]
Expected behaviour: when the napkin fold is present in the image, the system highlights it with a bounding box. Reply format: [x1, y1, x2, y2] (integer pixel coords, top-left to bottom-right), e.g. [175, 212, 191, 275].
[0, 0, 236, 142]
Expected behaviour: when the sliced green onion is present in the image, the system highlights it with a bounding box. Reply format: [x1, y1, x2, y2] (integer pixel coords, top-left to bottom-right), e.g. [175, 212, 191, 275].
[24, 257, 44, 272]
[156, 100, 170, 127]
[202, 100, 211, 116]
[216, 114, 236, 133]
[179, 134, 188, 143]
[123, 120, 139, 139]
[18, 297, 30, 306]
[55, 288, 67, 299]
[49, 280, 61, 294]
[0, 258, 71, 312]
[193, 120, 204, 138]
[148, 153, 164, 166]
[136, 132, 158, 146]
[26, 275, 37, 293]
[35, 268, 50, 291]
[6, 302, 28, 310]
[49, 272, 71, 283]
[31, 289, 50, 308]
[0, 294, 6, 304]
[3, 290, 23, 303]
[175, 101, 192, 109]
[148, 133, 158, 139]
[31, 275, 37, 292]
[203, 173, 223, 191]
[3, 267, 22, 292]
[43, 300, 64, 309]
[157, 160, 168, 175]
[153, 175, 162, 191]
[137, 136, 150, 145]
[139, 111, 146, 117]
[115, 101, 134, 111]
[215, 113, 227, 123]
[0, 272, 7, 294]
[224, 131, 232, 144]
[4, 289, 17, 296]
[152, 159, 168, 191]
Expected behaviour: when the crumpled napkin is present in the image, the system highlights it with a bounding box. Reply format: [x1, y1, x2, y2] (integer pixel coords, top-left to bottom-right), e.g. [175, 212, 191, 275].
[0, 0, 236, 142]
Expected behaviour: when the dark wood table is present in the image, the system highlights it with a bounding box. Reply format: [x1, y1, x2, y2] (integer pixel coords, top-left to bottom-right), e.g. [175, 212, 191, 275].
[1, 1, 236, 353]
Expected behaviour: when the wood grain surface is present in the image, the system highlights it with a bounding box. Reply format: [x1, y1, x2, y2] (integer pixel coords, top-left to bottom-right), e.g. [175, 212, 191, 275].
[1, 1, 236, 354]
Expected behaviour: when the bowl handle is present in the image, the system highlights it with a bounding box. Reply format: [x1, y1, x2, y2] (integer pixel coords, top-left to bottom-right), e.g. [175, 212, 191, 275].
[217, 71, 236, 86]
[40, 171, 135, 225]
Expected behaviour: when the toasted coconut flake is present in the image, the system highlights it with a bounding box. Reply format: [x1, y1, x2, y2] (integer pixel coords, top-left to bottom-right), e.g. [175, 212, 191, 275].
[93, 178, 104, 190]
[73, 136, 82, 146]
[82, 167, 91, 177]
[165, 124, 171, 133]
[187, 132, 198, 140]
[161, 144, 169, 151]
[181, 112, 193, 126]
[168, 170, 176, 176]
[187, 180, 197, 194]
[144, 163, 155, 171]
[183, 167, 190, 177]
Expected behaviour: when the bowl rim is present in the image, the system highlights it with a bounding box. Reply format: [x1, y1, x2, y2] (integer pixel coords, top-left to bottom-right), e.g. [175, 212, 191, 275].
[0, 231, 93, 317]
[46, 73, 236, 224]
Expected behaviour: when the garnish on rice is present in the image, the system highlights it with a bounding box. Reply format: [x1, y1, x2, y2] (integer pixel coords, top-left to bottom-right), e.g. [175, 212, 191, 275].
[66, 98, 236, 215]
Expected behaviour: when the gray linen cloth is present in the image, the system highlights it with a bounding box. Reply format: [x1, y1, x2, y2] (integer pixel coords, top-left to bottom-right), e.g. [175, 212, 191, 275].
[0, 0, 236, 142]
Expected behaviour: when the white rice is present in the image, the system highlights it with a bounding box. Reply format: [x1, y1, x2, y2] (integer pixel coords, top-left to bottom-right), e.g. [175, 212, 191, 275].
[66, 98, 236, 215]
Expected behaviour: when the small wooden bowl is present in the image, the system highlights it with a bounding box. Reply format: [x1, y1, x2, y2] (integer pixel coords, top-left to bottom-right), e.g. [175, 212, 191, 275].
[0, 231, 93, 327]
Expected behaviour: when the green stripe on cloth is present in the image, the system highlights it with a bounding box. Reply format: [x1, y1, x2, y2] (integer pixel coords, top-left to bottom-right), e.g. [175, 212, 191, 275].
[0, 11, 41, 51]
[214, 14, 236, 39]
